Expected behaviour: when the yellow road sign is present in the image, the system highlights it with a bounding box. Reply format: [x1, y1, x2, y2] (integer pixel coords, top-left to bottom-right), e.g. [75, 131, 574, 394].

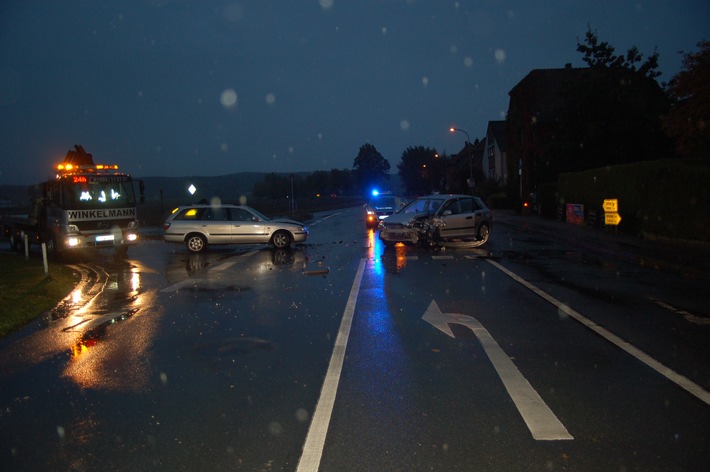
[605, 212, 622, 225]
[603, 199, 618, 212]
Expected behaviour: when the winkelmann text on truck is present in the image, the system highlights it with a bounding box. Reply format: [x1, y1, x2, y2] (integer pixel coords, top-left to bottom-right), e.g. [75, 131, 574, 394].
[2, 145, 145, 259]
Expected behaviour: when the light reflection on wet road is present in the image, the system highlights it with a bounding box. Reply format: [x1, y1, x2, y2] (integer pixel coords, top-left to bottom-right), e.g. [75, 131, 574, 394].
[1, 207, 708, 471]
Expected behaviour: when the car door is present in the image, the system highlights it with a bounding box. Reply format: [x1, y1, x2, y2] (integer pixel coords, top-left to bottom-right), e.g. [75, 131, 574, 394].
[438, 197, 477, 239]
[230, 207, 269, 244]
[201, 206, 233, 244]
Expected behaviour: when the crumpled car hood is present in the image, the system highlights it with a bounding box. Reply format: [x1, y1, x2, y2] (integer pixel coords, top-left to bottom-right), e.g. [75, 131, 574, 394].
[381, 211, 427, 226]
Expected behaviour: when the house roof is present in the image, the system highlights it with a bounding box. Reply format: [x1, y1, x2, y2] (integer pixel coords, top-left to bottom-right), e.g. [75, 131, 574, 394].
[508, 66, 593, 122]
[487, 121, 507, 151]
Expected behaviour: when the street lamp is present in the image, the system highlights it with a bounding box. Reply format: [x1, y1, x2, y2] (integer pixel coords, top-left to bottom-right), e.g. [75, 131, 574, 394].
[449, 127, 474, 193]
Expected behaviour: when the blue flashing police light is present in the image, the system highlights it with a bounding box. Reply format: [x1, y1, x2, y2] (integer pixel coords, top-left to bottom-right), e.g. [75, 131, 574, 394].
[371, 189, 379, 197]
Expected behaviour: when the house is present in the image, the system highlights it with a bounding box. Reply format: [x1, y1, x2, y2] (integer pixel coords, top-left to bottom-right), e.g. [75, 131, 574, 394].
[505, 64, 591, 199]
[447, 139, 485, 193]
[484, 120, 507, 185]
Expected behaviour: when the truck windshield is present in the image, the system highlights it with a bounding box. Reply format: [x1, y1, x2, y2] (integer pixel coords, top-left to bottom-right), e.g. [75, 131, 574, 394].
[62, 179, 136, 209]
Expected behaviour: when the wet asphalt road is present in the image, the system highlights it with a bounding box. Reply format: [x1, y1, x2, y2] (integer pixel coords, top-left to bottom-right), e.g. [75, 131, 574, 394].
[1, 207, 708, 471]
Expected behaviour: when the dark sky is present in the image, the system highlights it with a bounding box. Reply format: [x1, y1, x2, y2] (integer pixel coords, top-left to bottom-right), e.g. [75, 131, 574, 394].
[1, 0, 707, 185]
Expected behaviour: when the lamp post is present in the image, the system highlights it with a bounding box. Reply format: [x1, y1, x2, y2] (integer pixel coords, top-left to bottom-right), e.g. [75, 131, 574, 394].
[449, 127, 474, 193]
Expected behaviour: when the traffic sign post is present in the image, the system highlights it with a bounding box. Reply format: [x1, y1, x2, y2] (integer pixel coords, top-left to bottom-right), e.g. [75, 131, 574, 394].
[603, 198, 621, 227]
[604, 212, 622, 225]
[603, 199, 618, 213]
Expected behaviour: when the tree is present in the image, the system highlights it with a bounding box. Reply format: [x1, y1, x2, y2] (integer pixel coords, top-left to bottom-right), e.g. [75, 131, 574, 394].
[663, 40, 710, 162]
[577, 26, 661, 79]
[352, 143, 391, 195]
[397, 146, 439, 194]
[542, 28, 672, 176]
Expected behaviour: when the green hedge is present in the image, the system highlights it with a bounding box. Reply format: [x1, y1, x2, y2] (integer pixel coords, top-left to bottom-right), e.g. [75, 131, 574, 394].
[556, 160, 710, 241]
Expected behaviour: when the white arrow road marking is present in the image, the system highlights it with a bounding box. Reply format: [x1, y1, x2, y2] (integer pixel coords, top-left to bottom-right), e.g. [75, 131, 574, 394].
[487, 259, 710, 407]
[423, 300, 574, 441]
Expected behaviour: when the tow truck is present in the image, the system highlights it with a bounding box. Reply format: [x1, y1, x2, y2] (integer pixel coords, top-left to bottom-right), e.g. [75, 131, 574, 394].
[2, 145, 144, 259]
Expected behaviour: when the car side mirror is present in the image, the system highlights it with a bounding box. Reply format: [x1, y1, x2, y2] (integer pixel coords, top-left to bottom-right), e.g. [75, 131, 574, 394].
[443, 210, 452, 216]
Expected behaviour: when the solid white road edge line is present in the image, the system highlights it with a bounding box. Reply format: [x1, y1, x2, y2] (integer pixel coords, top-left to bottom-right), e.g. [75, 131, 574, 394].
[486, 259, 710, 407]
[297, 258, 366, 472]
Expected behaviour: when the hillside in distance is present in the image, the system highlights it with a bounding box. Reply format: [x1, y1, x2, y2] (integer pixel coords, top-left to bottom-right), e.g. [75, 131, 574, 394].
[139, 172, 293, 203]
[0, 172, 302, 208]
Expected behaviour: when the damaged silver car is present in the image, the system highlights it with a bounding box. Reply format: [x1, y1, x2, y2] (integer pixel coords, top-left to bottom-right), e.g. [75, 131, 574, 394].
[378, 194, 492, 248]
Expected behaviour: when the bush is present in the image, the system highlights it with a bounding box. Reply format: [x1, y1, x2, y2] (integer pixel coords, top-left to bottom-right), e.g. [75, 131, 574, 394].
[557, 160, 710, 241]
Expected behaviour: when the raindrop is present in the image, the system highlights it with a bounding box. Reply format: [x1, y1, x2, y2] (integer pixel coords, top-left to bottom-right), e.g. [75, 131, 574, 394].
[400, 119, 410, 131]
[57, 426, 66, 440]
[160, 372, 168, 385]
[557, 305, 570, 320]
[463, 56, 473, 68]
[268, 421, 283, 436]
[494, 49, 506, 64]
[220, 88, 238, 108]
[265, 93, 276, 105]
[421, 77, 429, 87]
[319, 0, 334, 10]
[295, 408, 309, 423]
[223, 4, 244, 22]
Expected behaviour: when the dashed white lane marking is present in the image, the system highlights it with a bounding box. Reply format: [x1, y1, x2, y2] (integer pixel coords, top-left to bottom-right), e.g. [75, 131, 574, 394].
[431, 255, 454, 260]
[297, 258, 366, 472]
[651, 299, 710, 325]
[160, 279, 199, 293]
[211, 261, 236, 271]
[487, 259, 710, 407]
[161, 250, 259, 292]
[210, 249, 259, 271]
[309, 213, 341, 227]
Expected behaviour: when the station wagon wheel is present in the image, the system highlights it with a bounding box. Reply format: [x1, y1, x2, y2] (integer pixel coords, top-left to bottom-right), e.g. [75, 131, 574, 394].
[271, 230, 292, 249]
[477, 223, 490, 243]
[185, 234, 207, 253]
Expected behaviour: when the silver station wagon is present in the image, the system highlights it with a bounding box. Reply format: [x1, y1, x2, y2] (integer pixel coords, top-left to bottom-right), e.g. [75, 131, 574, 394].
[378, 194, 492, 248]
[163, 204, 309, 252]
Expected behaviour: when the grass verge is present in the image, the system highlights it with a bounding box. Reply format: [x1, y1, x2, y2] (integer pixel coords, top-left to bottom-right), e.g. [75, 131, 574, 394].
[0, 252, 79, 338]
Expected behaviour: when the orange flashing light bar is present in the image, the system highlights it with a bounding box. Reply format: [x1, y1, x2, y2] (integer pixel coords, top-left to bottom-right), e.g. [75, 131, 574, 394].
[56, 163, 119, 172]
